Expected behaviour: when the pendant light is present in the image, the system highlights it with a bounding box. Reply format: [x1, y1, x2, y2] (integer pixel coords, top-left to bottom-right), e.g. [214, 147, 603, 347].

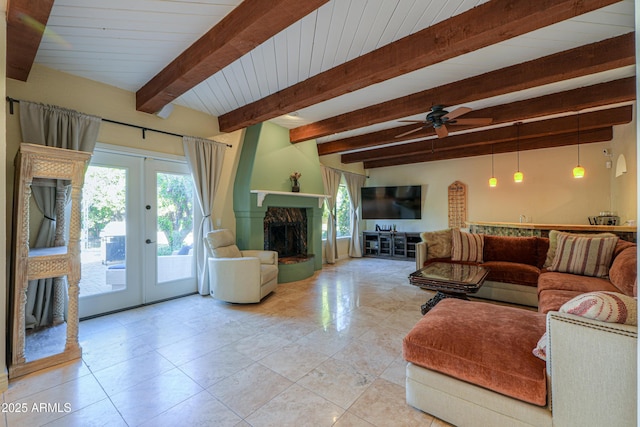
[572, 113, 585, 178]
[513, 122, 523, 183]
[489, 144, 497, 187]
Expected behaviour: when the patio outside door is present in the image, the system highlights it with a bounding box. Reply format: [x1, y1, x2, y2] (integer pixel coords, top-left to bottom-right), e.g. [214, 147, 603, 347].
[79, 148, 198, 318]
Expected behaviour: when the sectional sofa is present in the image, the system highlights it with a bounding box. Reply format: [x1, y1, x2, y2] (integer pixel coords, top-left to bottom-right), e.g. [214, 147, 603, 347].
[405, 229, 637, 426]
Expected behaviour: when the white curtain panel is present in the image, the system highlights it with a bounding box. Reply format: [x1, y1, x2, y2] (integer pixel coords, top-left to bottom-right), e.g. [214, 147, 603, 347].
[19, 101, 101, 328]
[321, 166, 342, 264]
[183, 136, 226, 295]
[343, 171, 367, 258]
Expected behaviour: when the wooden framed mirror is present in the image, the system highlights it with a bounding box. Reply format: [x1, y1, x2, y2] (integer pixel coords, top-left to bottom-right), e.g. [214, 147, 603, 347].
[9, 143, 91, 378]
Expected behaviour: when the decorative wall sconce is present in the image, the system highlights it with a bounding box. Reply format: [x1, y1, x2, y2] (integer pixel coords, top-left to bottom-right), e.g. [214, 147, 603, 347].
[616, 154, 627, 177]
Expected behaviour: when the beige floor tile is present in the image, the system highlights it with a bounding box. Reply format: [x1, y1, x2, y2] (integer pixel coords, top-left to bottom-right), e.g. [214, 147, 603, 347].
[92, 351, 175, 395]
[43, 398, 127, 427]
[258, 342, 329, 382]
[208, 363, 292, 418]
[334, 411, 375, 427]
[332, 339, 397, 376]
[380, 356, 408, 387]
[297, 358, 376, 409]
[140, 390, 241, 427]
[5, 374, 107, 427]
[155, 330, 230, 365]
[230, 332, 292, 361]
[3, 359, 90, 402]
[349, 378, 434, 427]
[178, 345, 254, 388]
[109, 368, 203, 426]
[245, 383, 344, 427]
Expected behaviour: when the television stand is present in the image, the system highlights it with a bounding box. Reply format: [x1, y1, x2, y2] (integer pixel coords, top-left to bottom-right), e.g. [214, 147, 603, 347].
[362, 231, 421, 260]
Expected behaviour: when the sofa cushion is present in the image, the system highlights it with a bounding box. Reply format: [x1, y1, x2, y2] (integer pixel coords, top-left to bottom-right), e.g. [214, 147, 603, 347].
[543, 230, 616, 268]
[609, 246, 637, 296]
[403, 299, 547, 406]
[420, 229, 452, 260]
[483, 235, 539, 266]
[482, 261, 540, 287]
[538, 289, 583, 314]
[559, 291, 637, 326]
[548, 233, 618, 278]
[538, 272, 619, 295]
[451, 229, 484, 262]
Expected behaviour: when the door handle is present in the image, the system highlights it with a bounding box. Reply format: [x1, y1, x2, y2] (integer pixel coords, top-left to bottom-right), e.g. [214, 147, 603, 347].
[145, 239, 154, 244]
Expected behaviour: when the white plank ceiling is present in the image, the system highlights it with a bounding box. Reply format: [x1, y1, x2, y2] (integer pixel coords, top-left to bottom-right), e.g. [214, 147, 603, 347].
[33, 0, 635, 149]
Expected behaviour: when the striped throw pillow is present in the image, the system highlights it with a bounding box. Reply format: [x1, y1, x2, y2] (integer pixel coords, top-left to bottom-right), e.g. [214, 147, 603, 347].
[549, 233, 618, 278]
[560, 291, 637, 326]
[451, 229, 484, 262]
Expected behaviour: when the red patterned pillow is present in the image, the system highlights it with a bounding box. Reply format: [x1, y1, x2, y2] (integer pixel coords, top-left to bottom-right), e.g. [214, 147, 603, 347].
[548, 233, 618, 277]
[451, 229, 484, 263]
[559, 291, 637, 326]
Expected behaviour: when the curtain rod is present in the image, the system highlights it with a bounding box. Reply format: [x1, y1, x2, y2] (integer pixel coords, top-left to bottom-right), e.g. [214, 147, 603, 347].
[323, 164, 369, 178]
[6, 97, 232, 148]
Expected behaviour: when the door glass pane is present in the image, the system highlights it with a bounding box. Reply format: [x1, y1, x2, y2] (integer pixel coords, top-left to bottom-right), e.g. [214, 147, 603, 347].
[79, 165, 127, 297]
[156, 172, 195, 283]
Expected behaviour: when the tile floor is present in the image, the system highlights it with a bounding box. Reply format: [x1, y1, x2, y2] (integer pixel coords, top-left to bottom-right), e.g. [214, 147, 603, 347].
[1, 257, 454, 427]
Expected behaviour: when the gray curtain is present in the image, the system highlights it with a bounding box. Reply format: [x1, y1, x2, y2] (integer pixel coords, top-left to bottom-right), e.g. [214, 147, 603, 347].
[343, 171, 367, 258]
[183, 136, 226, 295]
[19, 101, 101, 328]
[321, 166, 342, 264]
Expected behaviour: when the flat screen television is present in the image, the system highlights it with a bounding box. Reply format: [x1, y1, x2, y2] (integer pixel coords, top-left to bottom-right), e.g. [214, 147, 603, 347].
[361, 185, 422, 219]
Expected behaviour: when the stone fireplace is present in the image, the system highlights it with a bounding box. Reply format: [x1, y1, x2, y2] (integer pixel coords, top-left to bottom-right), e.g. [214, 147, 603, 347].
[263, 207, 307, 259]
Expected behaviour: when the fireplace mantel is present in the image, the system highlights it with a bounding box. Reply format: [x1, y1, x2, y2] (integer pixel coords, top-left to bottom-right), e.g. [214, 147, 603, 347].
[251, 189, 330, 208]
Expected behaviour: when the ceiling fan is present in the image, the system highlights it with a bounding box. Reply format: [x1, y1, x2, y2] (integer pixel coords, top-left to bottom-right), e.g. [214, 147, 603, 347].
[396, 105, 493, 138]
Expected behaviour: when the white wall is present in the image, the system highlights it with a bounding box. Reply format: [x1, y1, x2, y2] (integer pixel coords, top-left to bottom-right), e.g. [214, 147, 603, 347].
[362, 117, 636, 233]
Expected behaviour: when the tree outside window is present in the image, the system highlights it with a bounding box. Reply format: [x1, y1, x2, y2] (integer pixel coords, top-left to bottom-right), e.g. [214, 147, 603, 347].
[322, 182, 351, 239]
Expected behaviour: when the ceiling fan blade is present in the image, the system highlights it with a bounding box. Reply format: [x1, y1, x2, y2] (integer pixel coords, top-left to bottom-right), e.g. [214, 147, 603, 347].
[398, 120, 426, 123]
[443, 106, 472, 120]
[395, 127, 424, 138]
[451, 118, 493, 125]
[435, 125, 449, 138]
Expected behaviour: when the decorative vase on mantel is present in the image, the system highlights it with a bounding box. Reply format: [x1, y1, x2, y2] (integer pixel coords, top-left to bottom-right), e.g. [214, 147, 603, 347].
[290, 171, 302, 193]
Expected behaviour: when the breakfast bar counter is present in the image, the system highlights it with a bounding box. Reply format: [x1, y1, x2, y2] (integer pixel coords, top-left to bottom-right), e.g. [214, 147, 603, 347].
[468, 221, 636, 242]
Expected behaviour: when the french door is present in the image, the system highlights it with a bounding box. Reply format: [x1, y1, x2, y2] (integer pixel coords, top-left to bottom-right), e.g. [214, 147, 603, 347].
[79, 148, 198, 318]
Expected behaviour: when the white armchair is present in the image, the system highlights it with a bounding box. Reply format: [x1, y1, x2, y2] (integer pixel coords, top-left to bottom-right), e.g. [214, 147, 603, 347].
[204, 229, 278, 303]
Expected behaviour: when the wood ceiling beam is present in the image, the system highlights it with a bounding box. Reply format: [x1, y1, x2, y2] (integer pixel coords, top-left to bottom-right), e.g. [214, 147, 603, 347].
[219, 0, 622, 133]
[321, 76, 635, 156]
[363, 128, 614, 169]
[343, 105, 632, 164]
[136, 0, 329, 114]
[307, 32, 635, 149]
[7, 0, 56, 81]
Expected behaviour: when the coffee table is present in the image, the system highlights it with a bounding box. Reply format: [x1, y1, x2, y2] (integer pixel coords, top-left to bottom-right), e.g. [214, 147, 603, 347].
[409, 262, 489, 314]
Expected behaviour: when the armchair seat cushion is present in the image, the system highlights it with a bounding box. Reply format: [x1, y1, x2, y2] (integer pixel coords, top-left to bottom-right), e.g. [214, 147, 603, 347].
[261, 264, 278, 286]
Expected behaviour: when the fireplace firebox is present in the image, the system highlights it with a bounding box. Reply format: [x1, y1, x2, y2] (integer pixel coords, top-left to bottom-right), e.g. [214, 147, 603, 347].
[263, 207, 307, 258]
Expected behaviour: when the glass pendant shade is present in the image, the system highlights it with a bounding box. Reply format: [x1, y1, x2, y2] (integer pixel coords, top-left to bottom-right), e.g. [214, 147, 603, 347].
[514, 171, 524, 183]
[573, 165, 585, 178]
[489, 177, 497, 187]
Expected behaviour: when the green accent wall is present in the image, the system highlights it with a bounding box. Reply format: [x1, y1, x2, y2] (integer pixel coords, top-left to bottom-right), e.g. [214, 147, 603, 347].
[233, 122, 324, 273]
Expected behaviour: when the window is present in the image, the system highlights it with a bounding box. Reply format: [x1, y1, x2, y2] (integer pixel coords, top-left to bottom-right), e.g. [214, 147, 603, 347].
[322, 181, 351, 239]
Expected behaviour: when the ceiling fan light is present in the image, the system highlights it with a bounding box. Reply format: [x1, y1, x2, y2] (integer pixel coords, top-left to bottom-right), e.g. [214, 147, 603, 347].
[514, 171, 524, 183]
[489, 177, 497, 187]
[573, 165, 585, 178]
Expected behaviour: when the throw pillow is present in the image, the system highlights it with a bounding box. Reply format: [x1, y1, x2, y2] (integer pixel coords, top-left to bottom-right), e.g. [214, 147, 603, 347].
[559, 291, 637, 326]
[451, 229, 484, 263]
[532, 331, 547, 361]
[543, 230, 616, 268]
[548, 233, 618, 278]
[420, 228, 452, 260]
